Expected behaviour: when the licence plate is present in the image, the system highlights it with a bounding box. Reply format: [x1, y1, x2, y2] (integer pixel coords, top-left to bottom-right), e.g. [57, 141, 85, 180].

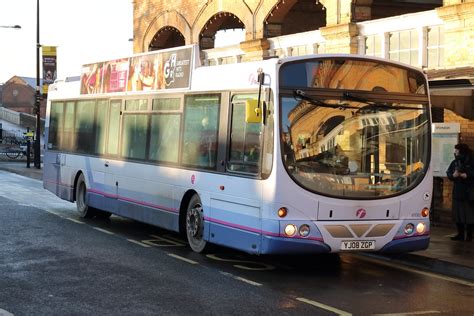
[341, 240, 375, 250]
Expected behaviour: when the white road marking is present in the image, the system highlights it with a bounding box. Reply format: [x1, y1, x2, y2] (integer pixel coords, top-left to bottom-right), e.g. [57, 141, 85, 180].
[65, 218, 84, 224]
[373, 311, 441, 316]
[0, 308, 14, 316]
[126, 239, 151, 247]
[296, 297, 352, 316]
[219, 271, 262, 287]
[234, 276, 262, 287]
[356, 255, 474, 287]
[92, 227, 115, 235]
[167, 253, 199, 265]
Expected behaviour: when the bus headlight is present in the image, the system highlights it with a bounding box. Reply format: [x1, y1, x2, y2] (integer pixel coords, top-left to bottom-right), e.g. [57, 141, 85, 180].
[299, 224, 310, 237]
[404, 223, 414, 235]
[416, 222, 426, 234]
[284, 224, 297, 237]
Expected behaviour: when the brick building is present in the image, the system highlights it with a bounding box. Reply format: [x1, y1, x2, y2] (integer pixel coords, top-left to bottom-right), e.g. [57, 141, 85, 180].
[130, 0, 474, 224]
[0, 76, 46, 119]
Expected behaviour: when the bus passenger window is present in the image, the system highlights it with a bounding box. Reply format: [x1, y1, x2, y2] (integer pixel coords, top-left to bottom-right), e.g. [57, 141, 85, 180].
[149, 114, 181, 163]
[182, 94, 220, 169]
[228, 95, 262, 174]
[75, 100, 96, 154]
[106, 100, 122, 155]
[48, 102, 64, 150]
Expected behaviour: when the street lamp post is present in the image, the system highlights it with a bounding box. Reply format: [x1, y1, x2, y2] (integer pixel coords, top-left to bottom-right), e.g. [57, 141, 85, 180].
[34, 0, 41, 169]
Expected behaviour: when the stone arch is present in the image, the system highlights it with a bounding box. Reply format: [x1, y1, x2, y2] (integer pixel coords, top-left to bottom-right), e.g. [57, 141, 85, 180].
[191, 2, 252, 46]
[142, 10, 191, 52]
[148, 26, 185, 51]
[255, 0, 327, 39]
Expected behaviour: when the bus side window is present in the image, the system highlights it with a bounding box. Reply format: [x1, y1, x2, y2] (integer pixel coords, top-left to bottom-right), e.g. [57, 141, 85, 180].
[106, 100, 122, 156]
[182, 94, 220, 169]
[48, 102, 64, 150]
[228, 97, 262, 174]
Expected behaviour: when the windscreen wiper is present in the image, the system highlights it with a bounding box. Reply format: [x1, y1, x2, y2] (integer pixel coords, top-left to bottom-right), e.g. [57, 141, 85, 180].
[293, 90, 358, 110]
[343, 92, 424, 111]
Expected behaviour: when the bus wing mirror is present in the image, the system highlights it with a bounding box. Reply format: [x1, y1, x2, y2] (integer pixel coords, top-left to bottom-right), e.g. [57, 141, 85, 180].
[245, 99, 263, 123]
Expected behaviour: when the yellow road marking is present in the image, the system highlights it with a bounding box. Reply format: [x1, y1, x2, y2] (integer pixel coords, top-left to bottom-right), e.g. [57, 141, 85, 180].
[167, 253, 199, 265]
[296, 297, 352, 316]
[373, 311, 441, 316]
[126, 239, 151, 247]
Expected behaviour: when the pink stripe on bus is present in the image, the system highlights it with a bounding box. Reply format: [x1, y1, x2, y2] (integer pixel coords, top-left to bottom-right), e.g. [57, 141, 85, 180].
[204, 216, 324, 242]
[87, 188, 179, 213]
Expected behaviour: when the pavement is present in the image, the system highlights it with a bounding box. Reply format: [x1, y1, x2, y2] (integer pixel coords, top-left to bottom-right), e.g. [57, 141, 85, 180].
[0, 159, 472, 282]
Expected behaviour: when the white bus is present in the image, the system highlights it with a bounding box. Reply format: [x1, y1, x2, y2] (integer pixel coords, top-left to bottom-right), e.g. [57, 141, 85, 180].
[44, 45, 432, 254]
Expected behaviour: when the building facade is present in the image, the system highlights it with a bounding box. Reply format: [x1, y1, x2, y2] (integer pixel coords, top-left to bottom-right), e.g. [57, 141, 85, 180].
[1, 76, 46, 119]
[131, 0, 474, 224]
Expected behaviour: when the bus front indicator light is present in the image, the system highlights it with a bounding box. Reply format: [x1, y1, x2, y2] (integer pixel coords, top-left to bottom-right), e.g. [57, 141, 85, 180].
[284, 224, 297, 237]
[416, 223, 425, 234]
[299, 224, 310, 237]
[278, 207, 288, 218]
[404, 223, 414, 235]
[421, 208, 429, 217]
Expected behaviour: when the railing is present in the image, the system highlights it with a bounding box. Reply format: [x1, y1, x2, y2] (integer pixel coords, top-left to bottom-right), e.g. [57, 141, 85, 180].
[0, 107, 20, 125]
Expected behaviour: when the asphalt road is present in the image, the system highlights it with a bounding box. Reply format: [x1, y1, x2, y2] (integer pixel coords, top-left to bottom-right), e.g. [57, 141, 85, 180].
[0, 171, 473, 315]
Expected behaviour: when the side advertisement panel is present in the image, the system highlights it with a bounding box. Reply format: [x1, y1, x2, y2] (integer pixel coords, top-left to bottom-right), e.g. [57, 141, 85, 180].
[80, 46, 193, 95]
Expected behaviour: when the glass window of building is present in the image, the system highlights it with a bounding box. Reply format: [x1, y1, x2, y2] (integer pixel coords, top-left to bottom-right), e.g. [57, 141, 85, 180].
[389, 29, 419, 66]
[291, 45, 308, 57]
[365, 35, 382, 58]
[427, 26, 445, 68]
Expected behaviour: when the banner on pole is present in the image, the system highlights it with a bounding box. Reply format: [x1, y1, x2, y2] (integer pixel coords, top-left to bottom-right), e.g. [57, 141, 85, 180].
[42, 46, 57, 94]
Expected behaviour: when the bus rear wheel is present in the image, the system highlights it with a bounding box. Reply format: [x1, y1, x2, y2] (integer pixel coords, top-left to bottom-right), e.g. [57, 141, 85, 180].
[76, 173, 97, 219]
[186, 194, 207, 253]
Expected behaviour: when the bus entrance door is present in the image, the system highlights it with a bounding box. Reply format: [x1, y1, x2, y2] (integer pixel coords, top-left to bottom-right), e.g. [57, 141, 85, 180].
[103, 159, 119, 212]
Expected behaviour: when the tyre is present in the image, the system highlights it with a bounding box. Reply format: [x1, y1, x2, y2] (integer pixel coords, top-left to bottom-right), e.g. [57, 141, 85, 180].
[75, 173, 96, 218]
[185, 194, 207, 253]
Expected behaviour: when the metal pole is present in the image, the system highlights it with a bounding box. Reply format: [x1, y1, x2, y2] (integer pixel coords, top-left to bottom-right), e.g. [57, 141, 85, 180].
[34, 0, 41, 169]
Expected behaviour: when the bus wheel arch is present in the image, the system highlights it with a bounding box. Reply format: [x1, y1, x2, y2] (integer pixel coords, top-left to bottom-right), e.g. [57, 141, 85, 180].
[73, 171, 84, 202]
[179, 190, 198, 235]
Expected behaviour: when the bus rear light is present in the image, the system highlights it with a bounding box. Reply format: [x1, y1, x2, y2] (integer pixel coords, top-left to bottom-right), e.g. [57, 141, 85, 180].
[278, 207, 288, 218]
[421, 208, 429, 217]
[404, 223, 414, 235]
[416, 222, 426, 234]
[299, 224, 310, 237]
[284, 224, 297, 237]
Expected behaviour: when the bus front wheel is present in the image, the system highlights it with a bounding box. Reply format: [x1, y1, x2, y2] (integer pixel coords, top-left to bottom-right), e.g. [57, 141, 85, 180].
[75, 173, 96, 219]
[186, 194, 207, 253]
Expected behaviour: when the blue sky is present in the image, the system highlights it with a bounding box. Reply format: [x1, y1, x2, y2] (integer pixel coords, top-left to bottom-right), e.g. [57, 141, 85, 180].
[0, 0, 133, 83]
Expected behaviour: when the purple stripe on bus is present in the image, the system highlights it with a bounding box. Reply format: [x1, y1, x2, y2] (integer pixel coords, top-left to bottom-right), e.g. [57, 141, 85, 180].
[393, 232, 430, 240]
[87, 188, 179, 213]
[44, 179, 72, 188]
[205, 216, 324, 242]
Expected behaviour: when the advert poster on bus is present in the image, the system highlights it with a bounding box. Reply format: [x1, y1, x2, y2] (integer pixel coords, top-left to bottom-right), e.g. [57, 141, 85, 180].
[80, 59, 129, 94]
[80, 47, 192, 95]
